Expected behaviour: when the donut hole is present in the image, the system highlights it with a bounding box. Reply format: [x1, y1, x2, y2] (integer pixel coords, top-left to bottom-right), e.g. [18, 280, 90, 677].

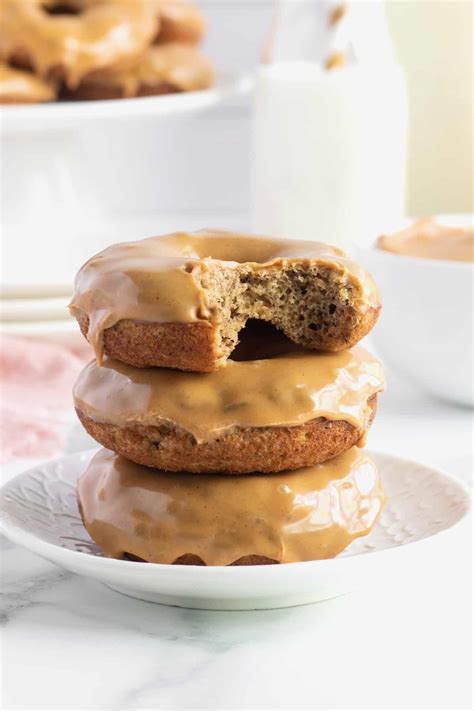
[231, 320, 298, 361]
[43, 3, 81, 15]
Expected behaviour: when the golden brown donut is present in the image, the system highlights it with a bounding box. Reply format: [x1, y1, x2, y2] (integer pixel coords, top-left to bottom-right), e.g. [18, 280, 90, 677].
[70, 230, 381, 371]
[77, 446, 386, 565]
[62, 42, 214, 100]
[76, 400, 377, 474]
[0, 0, 158, 89]
[0, 62, 56, 103]
[73, 345, 383, 473]
[154, 0, 205, 45]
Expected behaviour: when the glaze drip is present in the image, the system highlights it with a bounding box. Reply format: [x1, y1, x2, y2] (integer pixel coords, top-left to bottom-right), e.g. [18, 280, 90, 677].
[77, 446, 385, 565]
[73, 346, 384, 441]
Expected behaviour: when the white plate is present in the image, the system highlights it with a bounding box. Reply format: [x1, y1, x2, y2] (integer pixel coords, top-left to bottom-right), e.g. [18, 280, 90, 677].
[0, 74, 253, 133]
[0, 449, 470, 610]
[0, 283, 73, 300]
[0, 319, 86, 351]
[0, 318, 78, 335]
[0, 295, 71, 322]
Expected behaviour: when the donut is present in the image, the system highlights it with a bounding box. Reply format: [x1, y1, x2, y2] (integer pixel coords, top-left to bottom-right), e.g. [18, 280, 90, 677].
[0, 0, 158, 89]
[0, 62, 56, 103]
[77, 446, 386, 565]
[70, 230, 381, 371]
[154, 1, 205, 45]
[73, 344, 384, 473]
[61, 42, 214, 100]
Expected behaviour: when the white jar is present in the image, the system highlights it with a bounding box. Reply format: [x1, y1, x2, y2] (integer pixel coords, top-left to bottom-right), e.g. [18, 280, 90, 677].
[254, 60, 408, 249]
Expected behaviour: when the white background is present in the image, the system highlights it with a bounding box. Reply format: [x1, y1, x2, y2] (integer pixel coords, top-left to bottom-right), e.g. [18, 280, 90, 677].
[82, 0, 473, 220]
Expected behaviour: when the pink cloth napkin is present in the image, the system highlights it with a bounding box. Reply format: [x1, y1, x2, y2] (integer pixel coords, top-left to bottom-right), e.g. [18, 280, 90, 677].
[0, 335, 92, 463]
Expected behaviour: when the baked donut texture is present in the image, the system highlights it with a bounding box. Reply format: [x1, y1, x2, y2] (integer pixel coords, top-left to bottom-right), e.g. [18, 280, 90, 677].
[0, 0, 158, 89]
[0, 62, 56, 103]
[76, 401, 377, 474]
[77, 446, 385, 565]
[62, 43, 214, 100]
[70, 230, 381, 371]
[73, 346, 383, 473]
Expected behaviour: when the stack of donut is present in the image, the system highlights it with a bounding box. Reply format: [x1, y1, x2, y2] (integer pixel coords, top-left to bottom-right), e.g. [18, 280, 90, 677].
[0, 0, 214, 104]
[71, 229, 386, 566]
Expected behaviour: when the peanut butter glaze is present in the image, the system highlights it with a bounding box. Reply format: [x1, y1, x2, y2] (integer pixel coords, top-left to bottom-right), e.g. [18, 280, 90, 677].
[0, 62, 56, 102]
[73, 346, 384, 441]
[156, 1, 206, 45]
[69, 229, 380, 361]
[0, 0, 158, 89]
[77, 447, 385, 565]
[377, 218, 474, 263]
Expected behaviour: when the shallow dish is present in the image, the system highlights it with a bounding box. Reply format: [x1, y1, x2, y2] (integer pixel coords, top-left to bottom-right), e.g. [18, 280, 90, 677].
[0, 295, 71, 322]
[0, 318, 77, 336]
[0, 449, 470, 610]
[0, 283, 72, 300]
[0, 74, 253, 133]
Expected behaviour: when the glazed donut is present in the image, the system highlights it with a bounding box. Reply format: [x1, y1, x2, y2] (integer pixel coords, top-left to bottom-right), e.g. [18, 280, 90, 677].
[0, 62, 56, 103]
[77, 446, 386, 565]
[0, 0, 158, 89]
[70, 230, 381, 372]
[154, 1, 205, 45]
[62, 42, 214, 100]
[73, 345, 384, 473]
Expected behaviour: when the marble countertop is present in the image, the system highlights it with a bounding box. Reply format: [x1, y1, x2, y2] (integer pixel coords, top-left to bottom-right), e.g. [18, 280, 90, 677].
[1, 373, 472, 710]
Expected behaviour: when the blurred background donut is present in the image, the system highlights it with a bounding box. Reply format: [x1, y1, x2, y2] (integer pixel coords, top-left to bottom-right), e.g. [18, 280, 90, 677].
[0, 0, 214, 102]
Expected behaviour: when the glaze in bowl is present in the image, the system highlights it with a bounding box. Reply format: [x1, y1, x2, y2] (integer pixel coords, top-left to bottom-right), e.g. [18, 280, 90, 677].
[359, 215, 473, 407]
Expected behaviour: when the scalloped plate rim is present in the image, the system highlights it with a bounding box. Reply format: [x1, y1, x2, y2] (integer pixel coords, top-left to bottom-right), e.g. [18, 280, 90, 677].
[0, 447, 470, 577]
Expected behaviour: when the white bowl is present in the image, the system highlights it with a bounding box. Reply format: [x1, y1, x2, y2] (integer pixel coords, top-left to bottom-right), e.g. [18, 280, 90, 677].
[359, 216, 473, 407]
[0, 449, 470, 610]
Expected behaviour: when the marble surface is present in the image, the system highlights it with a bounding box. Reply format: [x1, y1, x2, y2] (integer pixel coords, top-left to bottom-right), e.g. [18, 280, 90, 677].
[1, 372, 472, 710]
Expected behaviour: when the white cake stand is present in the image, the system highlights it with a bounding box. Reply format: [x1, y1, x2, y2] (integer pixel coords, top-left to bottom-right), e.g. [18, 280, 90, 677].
[0, 74, 252, 295]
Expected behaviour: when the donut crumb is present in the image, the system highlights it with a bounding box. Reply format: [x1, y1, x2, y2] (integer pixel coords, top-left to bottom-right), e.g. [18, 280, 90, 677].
[194, 262, 364, 366]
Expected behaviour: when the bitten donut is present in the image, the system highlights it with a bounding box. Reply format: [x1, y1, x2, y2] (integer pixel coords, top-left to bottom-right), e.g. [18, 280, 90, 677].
[154, 1, 205, 45]
[77, 446, 386, 565]
[62, 43, 214, 100]
[73, 345, 384, 473]
[0, 0, 158, 89]
[0, 62, 56, 103]
[70, 230, 381, 371]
